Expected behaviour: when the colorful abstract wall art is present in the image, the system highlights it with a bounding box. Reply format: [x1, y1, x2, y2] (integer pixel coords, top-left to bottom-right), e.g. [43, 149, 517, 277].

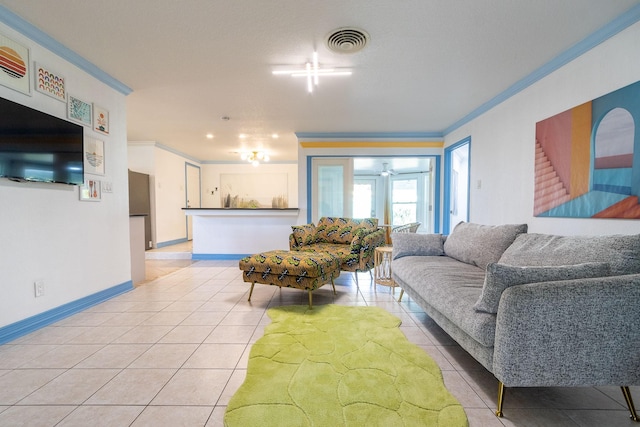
[68, 95, 92, 126]
[534, 80, 640, 219]
[0, 33, 30, 95]
[35, 62, 65, 101]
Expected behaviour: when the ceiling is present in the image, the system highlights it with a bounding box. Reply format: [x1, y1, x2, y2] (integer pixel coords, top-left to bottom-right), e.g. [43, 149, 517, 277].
[1, 1, 639, 163]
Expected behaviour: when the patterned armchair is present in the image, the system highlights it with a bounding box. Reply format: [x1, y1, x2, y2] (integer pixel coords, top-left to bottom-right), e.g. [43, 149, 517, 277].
[289, 217, 386, 279]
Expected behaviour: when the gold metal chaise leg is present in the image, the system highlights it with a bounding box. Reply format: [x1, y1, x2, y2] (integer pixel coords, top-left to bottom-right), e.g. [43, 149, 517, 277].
[495, 381, 505, 417]
[398, 288, 404, 302]
[247, 282, 255, 302]
[331, 278, 336, 295]
[621, 386, 639, 422]
[308, 291, 313, 309]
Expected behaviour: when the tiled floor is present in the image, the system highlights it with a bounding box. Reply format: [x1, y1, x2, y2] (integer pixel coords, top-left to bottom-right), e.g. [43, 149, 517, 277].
[0, 259, 637, 426]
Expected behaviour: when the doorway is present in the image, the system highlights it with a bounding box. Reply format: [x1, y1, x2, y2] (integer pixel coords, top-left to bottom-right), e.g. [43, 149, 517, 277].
[310, 156, 437, 232]
[185, 162, 201, 240]
[443, 137, 470, 234]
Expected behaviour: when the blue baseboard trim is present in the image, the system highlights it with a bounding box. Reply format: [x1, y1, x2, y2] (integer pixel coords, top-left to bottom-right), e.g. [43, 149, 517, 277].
[157, 238, 188, 248]
[192, 253, 249, 260]
[0, 281, 133, 345]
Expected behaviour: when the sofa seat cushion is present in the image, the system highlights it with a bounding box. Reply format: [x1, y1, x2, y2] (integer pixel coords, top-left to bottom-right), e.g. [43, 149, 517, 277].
[296, 243, 358, 266]
[443, 222, 528, 269]
[499, 233, 640, 275]
[392, 256, 497, 347]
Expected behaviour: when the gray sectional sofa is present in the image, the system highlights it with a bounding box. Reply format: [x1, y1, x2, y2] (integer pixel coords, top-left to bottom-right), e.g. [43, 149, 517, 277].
[390, 222, 640, 420]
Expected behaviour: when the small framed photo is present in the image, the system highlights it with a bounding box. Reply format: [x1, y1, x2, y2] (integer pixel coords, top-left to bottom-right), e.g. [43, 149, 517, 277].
[93, 104, 109, 134]
[80, 179, 101, 201]
[34, 62, 65, 101]
[0, 33, 31, 95]
[68, 95, 92, 126]
[84, 137, 105, 175]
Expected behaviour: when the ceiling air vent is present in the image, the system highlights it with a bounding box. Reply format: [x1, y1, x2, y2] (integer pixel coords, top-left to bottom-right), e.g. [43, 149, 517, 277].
[326, 27, 369, 53]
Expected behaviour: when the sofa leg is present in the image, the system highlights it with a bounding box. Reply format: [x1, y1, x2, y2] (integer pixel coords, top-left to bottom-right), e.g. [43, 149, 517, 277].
[248, 282, 255, 302]
[495, 381, 505, 417]
[308, 291, 313, 309]
[331, 278, 337, 295]
[621, 386, 639, 422]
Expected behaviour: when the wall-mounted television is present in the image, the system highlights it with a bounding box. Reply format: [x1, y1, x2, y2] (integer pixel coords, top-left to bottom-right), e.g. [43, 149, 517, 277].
[0, 96, 84, 185]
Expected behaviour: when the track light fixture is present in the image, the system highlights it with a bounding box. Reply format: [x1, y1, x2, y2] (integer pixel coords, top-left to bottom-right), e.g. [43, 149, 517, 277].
[272, 52, 352, 93]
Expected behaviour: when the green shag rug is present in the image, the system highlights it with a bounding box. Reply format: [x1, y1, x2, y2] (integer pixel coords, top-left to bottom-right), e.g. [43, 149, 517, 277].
[224, 304, 468, 427]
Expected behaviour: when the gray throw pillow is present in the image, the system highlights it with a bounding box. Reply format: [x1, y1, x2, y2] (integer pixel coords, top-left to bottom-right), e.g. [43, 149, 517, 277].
[443, 222, 528, 269]
[391, 233, 445, 260]
[474, 262, 612, 314]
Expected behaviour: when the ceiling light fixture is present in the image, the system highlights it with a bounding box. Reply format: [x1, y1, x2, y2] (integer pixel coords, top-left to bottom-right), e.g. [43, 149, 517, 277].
[272, 52, 352, 93]
[240, 150, 269, 167]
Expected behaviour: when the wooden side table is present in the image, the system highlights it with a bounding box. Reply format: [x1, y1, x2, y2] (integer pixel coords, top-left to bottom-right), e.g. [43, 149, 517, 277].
[374, 246, 397, 292]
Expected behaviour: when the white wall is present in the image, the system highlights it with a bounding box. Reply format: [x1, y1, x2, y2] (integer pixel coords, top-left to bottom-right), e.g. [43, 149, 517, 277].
[444, 21, 640, 236]
[201, 163, 298, 208]
[0, 23, 131, 327]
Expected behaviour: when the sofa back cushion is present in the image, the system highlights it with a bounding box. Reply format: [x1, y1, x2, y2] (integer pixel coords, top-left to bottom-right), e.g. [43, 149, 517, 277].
[474, 262, 612, 314]
[443, 222, 528, 269]
[315, 217, 378, 244]
[391, 233, 445, 259]
[498, 233, 640, 275]
[291, 223, 317, 246]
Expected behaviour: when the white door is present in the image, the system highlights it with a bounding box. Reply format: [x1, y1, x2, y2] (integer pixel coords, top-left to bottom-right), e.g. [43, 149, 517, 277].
[353, 178, 377, 218]
[185, 163, 201, 240]
[311, 158, 353, 223]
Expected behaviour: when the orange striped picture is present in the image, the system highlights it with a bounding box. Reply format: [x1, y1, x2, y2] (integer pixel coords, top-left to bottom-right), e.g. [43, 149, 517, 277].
[0, 33, 30, 95]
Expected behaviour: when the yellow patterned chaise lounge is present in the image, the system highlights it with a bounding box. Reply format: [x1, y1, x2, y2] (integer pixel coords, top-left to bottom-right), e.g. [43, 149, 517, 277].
[289, 217, 386, 283]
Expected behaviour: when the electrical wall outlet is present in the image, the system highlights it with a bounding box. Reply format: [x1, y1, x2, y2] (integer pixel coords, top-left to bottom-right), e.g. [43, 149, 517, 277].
[34, 280, 45, 297]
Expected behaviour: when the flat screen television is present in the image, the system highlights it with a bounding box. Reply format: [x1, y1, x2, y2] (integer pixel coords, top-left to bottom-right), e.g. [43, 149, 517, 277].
[0, 96, 84, 185]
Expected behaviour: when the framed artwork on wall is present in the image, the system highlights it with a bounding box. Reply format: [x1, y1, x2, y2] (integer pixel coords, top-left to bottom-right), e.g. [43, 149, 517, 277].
[0, 33, 31, 95]
[79, 179, 101, 201]
[220, 173, 288, 208]
[84, 137, 105, 175]
[93, 104, 109, 134]
[68, 95, 92, 126]
[34, 62, 65, 101]
[534, 79, 640, 219]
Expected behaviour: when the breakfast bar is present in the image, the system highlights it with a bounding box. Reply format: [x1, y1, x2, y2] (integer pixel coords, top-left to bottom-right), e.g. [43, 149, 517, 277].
[182, 208, 300, 259]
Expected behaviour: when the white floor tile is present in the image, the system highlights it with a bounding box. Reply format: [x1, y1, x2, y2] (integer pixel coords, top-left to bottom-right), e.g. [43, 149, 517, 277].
[0, 258, 635, 427]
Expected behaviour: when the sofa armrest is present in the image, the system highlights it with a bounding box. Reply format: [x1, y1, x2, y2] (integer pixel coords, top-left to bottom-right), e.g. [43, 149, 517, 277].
[493, 273, 640, 387]
[349, 228, 386, 271]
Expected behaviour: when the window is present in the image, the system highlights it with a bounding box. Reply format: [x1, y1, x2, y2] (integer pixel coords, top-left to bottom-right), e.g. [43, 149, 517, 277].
[391, 178, 418, 225]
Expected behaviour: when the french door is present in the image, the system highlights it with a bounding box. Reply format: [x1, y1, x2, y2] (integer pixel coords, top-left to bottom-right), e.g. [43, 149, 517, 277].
[311, 158, 353, 223]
